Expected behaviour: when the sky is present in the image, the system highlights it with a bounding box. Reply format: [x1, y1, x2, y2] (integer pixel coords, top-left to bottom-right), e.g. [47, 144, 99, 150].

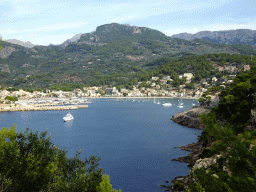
[0, 0, 255, 46]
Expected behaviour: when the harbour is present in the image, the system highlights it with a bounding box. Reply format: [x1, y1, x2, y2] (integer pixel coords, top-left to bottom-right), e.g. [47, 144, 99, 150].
[0, 98, 202, 192]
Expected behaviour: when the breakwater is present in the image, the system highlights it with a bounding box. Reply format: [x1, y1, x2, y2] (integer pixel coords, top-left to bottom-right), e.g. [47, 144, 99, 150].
[0, 104, 88, 112]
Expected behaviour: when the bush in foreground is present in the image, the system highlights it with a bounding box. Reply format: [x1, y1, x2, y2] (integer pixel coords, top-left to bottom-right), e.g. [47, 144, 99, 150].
[0, 124, 121, 192]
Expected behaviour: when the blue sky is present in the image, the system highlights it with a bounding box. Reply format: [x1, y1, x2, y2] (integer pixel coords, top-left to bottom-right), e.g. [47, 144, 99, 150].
[0, 0, 255, 46]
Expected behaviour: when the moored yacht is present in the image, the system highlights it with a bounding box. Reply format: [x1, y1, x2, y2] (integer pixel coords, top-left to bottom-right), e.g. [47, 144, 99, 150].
[162, 103, 172, 106]
[63, 113, 74, 122]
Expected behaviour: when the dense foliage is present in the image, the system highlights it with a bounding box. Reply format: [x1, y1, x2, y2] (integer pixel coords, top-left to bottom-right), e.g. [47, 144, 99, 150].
[0, 125, 121, 192]
[188, 65, 256, 191]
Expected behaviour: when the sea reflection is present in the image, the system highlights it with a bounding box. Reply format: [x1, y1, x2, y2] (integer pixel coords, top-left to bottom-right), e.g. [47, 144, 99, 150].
[63, 119, 73, 127]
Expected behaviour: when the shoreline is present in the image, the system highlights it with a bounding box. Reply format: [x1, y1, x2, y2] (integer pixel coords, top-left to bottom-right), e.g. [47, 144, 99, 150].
[90, 96, 199, 99]
[160, 105, 212, 191]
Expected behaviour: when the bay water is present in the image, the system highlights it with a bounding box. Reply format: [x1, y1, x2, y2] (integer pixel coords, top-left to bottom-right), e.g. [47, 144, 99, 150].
[0, 98, 202, 192]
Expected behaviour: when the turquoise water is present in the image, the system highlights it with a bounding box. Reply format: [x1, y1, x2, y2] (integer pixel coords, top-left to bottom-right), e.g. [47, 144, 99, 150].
[0, 98, 202, 192]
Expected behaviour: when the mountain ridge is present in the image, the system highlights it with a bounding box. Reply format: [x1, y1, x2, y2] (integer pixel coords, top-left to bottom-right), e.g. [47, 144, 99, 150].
[0, 23, 256, 89]
[4, 39, 37, 48]
[170, 29, 256, 46]
[3, 25, 256, 48]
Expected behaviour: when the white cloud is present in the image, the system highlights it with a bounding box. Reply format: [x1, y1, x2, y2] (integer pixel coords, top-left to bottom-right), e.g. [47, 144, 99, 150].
[16, 5, 34, 15]
[0, 21, 89, 35]
[111, 14, 138, 23]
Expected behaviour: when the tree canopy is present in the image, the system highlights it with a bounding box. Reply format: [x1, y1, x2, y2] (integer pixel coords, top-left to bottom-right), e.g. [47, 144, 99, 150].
[0, 125, 122, 192]
[188, 65, 256, 191]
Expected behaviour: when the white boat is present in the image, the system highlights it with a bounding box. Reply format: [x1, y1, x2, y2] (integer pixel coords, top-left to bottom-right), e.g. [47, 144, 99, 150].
[63, 113, 74, 122]
[177, 98, 184, 108]
[192, 99, 196, 106]
[157, 101, 160, 104]
[162, 103, 172, 106]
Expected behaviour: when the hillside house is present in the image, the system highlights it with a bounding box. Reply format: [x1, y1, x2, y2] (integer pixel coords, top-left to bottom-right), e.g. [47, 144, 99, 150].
[183, 73, 193, 80]
[0, 90, 10, 99]
[105, 88, 114, 95]
[11, 91, 22, 98]
[88, 90, 96, 97]
[112, 88, 119, 96]
[162, 76, 171, 80]
[160, 80, 167, 85]
[218, 67, 224, 72]
[179, 84, 186, 88]
[185, 79, 191, 84]
[151, 77, 159, 81]
[169, 90, 177, 96]
[151, 83, 156, 87]
[244, 65, 251, 71]
[224, 65, 238, 73]
[212, 77, 218, 83]
[202, 88, 207, 92]
[120, 88, 128, 93]
[195, 90, 201, 97]
[229, 75, 236, 78]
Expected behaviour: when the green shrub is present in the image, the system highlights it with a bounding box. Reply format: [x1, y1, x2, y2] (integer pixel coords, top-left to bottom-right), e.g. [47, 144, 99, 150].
[173, 182, 184, 191]
[4, 96, 18, 102]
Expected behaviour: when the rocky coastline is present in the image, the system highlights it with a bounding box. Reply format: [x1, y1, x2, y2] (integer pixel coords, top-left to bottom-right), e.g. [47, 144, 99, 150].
[160, 105, 212, 191]
[170, 106, 211, 129]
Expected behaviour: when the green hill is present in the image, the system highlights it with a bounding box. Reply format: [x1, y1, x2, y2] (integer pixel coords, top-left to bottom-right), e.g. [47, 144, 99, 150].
[1, 23, 256, 89]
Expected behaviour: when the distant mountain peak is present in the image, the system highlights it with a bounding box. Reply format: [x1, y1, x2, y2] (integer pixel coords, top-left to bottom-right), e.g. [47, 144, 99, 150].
[60, 33, 84, 46]
[60, 23, 165, 46]
[170, 29, 256, 46]
[4, 39, 37, 48]
[95, 23, 142, 34]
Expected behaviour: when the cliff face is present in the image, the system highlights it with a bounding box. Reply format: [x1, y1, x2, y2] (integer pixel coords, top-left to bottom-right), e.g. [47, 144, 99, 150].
[171, 106, 211, 129]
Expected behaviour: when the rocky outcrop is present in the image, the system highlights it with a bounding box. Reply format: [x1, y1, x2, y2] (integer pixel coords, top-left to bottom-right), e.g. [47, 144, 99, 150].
[5, 39, 36, 48]
[172, 141, 205, 166]
[171, 106, 211, 129]
[0, 64, 11, 73]
[0, 46, 16, 59]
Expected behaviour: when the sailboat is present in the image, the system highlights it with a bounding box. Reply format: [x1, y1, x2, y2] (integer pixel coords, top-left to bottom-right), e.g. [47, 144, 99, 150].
[154, 98, 156, 104]
[192, 99, 196, 106]
[177, 95, 184, 108]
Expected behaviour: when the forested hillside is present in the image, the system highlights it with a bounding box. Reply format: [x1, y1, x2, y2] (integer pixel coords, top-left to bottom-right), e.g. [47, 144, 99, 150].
[1, 23, 256, 89]
[185, 65, 256, 192]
